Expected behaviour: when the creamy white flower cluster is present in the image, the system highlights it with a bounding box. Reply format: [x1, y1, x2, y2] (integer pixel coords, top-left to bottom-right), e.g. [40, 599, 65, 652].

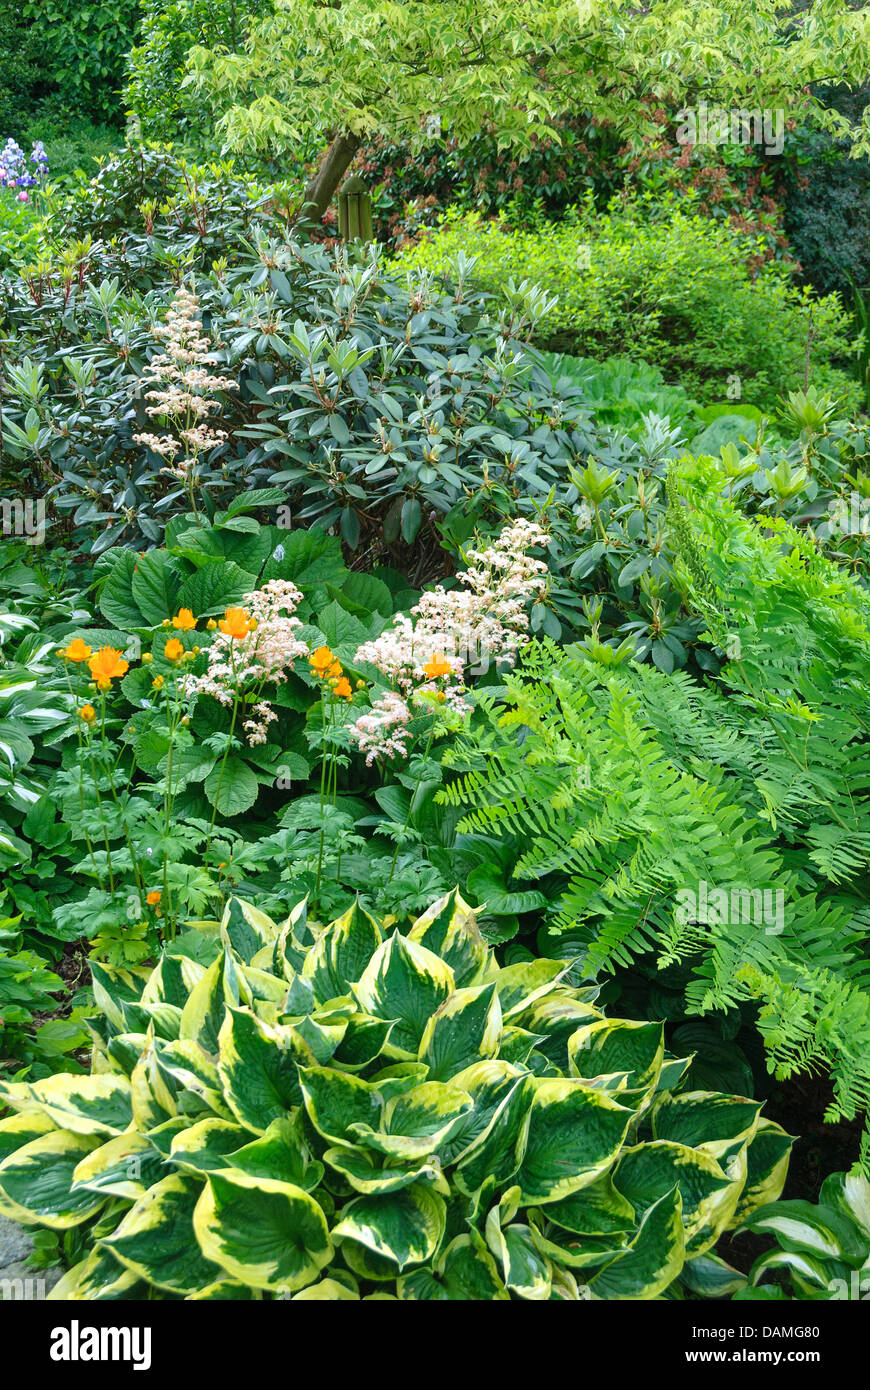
[349, 518, 549, 763]
[133, 284, 234, 480]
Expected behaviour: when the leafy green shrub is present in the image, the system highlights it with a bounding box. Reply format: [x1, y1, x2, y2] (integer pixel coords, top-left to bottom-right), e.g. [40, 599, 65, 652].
[736, 1171, 870, 1300]
[0, 0, 138, 132]
[0, 159, 618, 558]
[125, 0, 276, 147]
[0, 890, 790, 1299]
[392, 196, 861, 414]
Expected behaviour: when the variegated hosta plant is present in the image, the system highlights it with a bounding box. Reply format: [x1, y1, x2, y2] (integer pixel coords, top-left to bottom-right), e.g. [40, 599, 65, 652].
[0, 891, 791, 1301]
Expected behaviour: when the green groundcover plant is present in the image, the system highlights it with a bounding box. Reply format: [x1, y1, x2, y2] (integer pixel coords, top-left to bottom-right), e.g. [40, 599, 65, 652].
[735, 1170, 870, 1301]
[0, 891, 791, 1300]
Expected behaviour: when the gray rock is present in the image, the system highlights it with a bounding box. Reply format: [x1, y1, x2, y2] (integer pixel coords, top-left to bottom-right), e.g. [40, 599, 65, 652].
[0, 1216, 34, 1267]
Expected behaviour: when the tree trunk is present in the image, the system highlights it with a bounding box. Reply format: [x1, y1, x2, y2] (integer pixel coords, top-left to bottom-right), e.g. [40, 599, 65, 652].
[301, 131, 362, 226]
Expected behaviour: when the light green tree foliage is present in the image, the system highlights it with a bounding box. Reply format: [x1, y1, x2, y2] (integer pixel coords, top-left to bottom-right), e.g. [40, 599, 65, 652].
[187, 0, 870, 217]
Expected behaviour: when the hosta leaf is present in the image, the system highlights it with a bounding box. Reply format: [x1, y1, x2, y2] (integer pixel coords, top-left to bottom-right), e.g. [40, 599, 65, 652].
[588, 1187, 685, 1300]
[332, 1183, 446, 1272]
[71, 1133, 165, 1200]
[220, 897, 280, 965]
[0, 1131, 104, 1228]
[681, 1252, 748, 1298]
[653, 1092, 762, 1151]
[398, 1231, 509, 1301]
[331, 1014, 394, 1070]
[292, 1278, 359, 1300]
[351, 1081, 473, 1161]
[103, 1173, 221, 1294]
[614, 1141, 736, 1256]
[298, 1064, 383, 1145]
[0, 1111, 57, 1165]
[407, 889, 489, 986]
[48, 1246, 146, 1302]
[516, 1079, 633, 1205]
[542, 1170, 636, 1237]
[354, 932, 454, 1054]
[302, 900, 382, 1002]
[142, 953, 206, 1009]
[229, 1117, 322, 1191]
[323, 1145, 446, 1196]
[494, 958, 573, 1019]
[418, 983, 502, 1080]
[169, 1119, 251, 1175]
[731, 1119, 794, 1227]
[10, 1075, 133, 1138]
[568, 1019, 664, 1091]
[486, 1217, 552, 1301]
[194, 1171, 332, 1293]
[218, 1007, 314, 1131]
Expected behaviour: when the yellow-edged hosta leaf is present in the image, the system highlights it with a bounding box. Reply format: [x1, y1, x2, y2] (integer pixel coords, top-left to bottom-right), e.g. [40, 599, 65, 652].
[8, 1074, 133, 1138]
[323, 1144, 447, 1196]
[588, 1186, 685, 1299]
[568, 1019, 664, 1091]
[302, 899, 382, 1002]
[614, 1140, 737, 1256]
[516, 1078, 633, 1204]
[332, 1182, 446, 1271]
[494, 958, 575, 1019]
[141, 952, 206, 1009]
[220, 896, 280, 964]
[154, 1038, 233, 1118]
[71, 1132, 164, 1200]
[513, 992, 601, 1068]
[418, 983, 502, 1080]
[407, 889, 490, 987]
[0, 1110, 57, 1165]
[228, 1115, 323, 1191]
[47, 1246, 145, 1301]
[653, 1091, 763, 1152]
[730, 1119, 794, 1227]
[539, 1169, 636, 1238]
[178, 955, 227, 1055]
[194, 1170, 332, 1292]
[486, 1209, 552, 1301]
[102, 1173, 221, 1293]
[292, 1277, 359, 1300]
[169, 1118, 251, 1175]
[350, 1080, 473, 1161]
[218, 1006, 314, 1132]
[330, 1013, 395, 1070]
[131, 1030, 178, 1130]
[353, 933, 455, 1054]
[299, 1063, 383, 1144]
[398, 1230, 510, 1300]
[0, 1130, 105, 1228]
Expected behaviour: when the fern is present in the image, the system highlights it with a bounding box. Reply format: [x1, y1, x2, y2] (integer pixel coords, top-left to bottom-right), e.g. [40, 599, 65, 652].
[442, 458, 870, 1154]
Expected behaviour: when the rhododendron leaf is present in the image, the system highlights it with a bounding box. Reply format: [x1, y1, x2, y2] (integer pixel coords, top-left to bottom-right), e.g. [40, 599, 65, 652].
[204, 758, 259, 817]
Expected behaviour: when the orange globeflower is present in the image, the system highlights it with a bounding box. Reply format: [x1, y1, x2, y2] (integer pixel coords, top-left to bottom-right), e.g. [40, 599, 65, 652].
[146, 889, 162, 906]
[423, 653, 452, 680]
[60, 637, 93, 663]
[219, 607, 252, 640]
[164, 637, 184, 662]
[88, 646, 129, 691]
[172, 608, 197, 631]
[309, 645, 335, 679]
[333, 676, 352, 700]
[78, 704, 96, 723]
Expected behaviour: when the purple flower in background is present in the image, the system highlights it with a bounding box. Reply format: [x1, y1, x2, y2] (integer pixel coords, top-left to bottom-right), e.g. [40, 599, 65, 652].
[0, 138, 48, 192]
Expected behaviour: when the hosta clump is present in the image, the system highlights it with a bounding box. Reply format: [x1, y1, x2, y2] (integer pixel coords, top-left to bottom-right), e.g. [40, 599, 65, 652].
[0, 891, 790, 1300]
